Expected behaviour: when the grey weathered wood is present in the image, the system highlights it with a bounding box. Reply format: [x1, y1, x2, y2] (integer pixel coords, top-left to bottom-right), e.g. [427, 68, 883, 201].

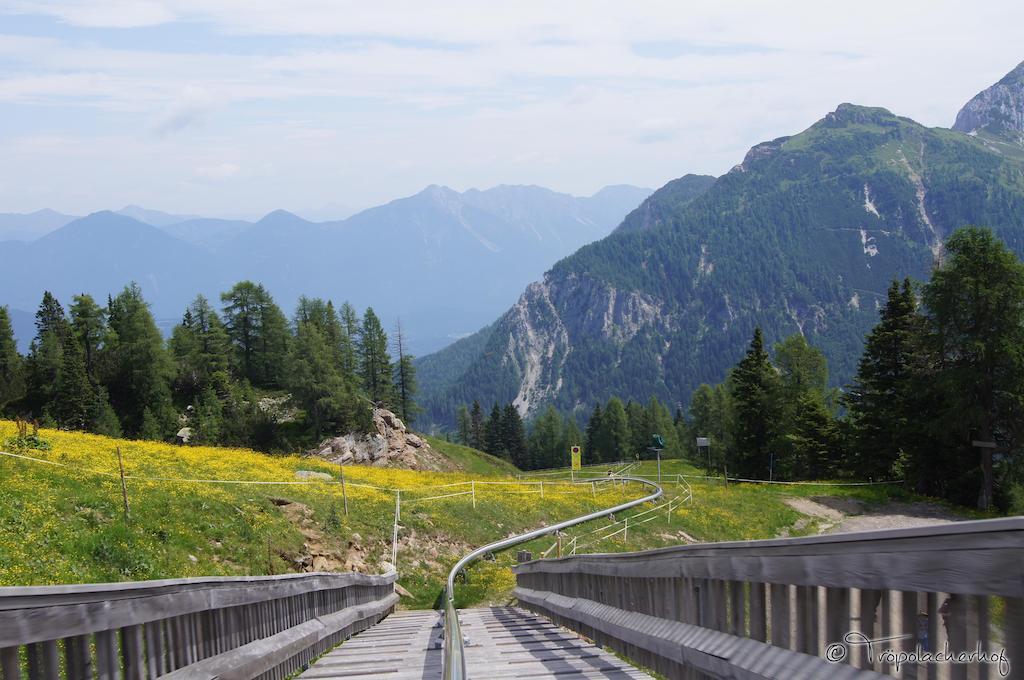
[161, 592, 398, 680]
[858, 589, 880, 670]
[64, 635, 90, 680]
[901, 591, 920, 680]
[516, 586, 887, 680]
[770, 583, 790, 650]
[749, 582, 767, 642]
[926, 592, 939, 680]
[0, 571, 396, 680]
[515, 518, 1024, 597]
[95, 629, 118, 680]
[39, 640, 59, 680]
[0, 646, 20, 680]
[122, 624, 144, 680]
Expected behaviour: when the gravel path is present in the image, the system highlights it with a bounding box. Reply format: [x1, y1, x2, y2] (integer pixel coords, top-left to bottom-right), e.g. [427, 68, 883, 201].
[782, 496, 965, 535]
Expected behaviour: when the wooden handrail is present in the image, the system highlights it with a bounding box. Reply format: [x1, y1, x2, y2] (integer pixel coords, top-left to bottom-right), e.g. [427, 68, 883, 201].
[515, 518, 1024, 678]
[0, 571, 397, 679]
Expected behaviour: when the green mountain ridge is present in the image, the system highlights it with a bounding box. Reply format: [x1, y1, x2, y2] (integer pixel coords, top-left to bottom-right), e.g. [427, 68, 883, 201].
[419, 64, 1024, 427]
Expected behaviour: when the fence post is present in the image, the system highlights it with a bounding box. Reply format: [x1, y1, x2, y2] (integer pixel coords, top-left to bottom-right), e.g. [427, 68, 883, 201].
[392, 492, 400, 568]
[624, 517, 629, 544]
[591, 481, 596, 498]
[472, 481, 476, 509]
[340, 466, 349, 515]
[540, 482, 544, 498]
[116, 446, 131, 522]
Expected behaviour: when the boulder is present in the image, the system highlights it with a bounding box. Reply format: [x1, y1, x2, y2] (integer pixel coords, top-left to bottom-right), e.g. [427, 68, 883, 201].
[306, 407, 443, 470]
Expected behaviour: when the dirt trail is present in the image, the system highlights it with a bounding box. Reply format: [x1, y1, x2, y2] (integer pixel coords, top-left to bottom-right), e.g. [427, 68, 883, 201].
[782, 496, 964, 535]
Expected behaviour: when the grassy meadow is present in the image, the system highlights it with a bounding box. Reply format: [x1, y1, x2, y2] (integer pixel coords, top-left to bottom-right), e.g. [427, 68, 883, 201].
[1, 423, 940, 608]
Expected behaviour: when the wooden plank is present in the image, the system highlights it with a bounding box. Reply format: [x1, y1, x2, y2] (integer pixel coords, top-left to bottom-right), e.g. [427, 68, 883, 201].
[512, 519, 1024, 597]
[0, 574, 395, 648]
[749, 583, 767, 642]
[39, 640, 60, 680]
[95, 630, 118, 680]
[0, 647, 20, 680]
[161, 592, 398, 680]
[516, 586, 888, 680]
[770, 583, 790, 650]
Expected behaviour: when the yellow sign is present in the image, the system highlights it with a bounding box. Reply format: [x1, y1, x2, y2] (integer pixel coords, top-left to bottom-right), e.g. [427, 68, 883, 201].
[570, 446, 582, 470]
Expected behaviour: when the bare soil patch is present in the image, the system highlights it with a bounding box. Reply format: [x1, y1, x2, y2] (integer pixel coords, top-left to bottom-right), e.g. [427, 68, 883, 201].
[783, 495, 966, 535]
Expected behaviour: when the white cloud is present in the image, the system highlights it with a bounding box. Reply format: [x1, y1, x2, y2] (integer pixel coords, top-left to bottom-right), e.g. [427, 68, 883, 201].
[0, 1, 1021, 214]
[195, 162, 240, 180]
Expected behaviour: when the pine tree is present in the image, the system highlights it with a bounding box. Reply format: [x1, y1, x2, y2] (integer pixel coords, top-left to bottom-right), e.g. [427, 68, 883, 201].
[599, 397, 632, 463]
[528, 406, 564, 470]
[456, 405, 471, 445]
[359, 308, 393, 406]
[469, 400, 485, 450]
[483, 403, 504, 457]
[392, 320, 420, 425]
[785, 391, 843, 480]
[845, 279, 923, 481]
[287, 320, 367, 440]
[53, 332, 95, 430]
[221, 281, 290, 388]
[35, 291, 68, 340]
[24, 292, 69, 419]
[104, 283, 176, 438]
[584, 403, 603, 464]
[170, 295, 230, 402]
[921, 227, 1024, 509]
[773, 334, 833, 477]
[338, 302, 361, 381]
[0, 307, 25, 412]
[728, 327, 783, 478]
[501, 404, 529, 468]
[69, 294, 106, 382]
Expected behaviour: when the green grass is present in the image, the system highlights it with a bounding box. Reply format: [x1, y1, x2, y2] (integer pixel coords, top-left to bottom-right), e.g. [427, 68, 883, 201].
[426, 436, 520, 476]
[0, 426, 982, 611]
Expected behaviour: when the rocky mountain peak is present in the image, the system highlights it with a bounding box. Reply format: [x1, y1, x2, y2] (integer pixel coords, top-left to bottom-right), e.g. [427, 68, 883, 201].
[953, 60, 1024, 145]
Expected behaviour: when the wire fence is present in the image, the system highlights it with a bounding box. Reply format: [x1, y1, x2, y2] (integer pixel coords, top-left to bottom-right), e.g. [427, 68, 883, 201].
[0, 447, 654, 573]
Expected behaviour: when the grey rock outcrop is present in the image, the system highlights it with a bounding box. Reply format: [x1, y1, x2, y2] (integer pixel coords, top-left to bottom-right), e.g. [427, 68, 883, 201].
[953, 61, 1024, 145]
[307, 408, 449, 470]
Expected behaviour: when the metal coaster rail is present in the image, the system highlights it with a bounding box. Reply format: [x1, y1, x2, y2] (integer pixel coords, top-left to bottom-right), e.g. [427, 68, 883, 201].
[441, 473, 663, 680]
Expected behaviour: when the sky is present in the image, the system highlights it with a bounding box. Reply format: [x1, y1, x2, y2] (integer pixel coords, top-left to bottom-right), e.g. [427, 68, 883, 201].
[1, 1, 1023, 219]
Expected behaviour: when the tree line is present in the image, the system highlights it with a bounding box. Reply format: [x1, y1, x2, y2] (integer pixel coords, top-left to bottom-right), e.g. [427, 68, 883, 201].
[685, 227, 1024, 511]
[0, 281, 419, 452]
[452, 396, 684, 471]
[446, 227, 1024, 511]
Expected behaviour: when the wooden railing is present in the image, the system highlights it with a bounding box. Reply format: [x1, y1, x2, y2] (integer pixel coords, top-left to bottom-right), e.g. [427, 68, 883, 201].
[0, 571, 397, 680]
[514, 518, 1024, 679]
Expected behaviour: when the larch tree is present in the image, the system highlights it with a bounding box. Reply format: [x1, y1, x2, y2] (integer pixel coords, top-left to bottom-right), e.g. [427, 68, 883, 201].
[0, 307, 25, 411]
[359, 308, 393, 407]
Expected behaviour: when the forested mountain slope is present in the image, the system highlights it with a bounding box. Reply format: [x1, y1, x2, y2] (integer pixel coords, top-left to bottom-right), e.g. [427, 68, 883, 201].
[420, 64, 1024, 426]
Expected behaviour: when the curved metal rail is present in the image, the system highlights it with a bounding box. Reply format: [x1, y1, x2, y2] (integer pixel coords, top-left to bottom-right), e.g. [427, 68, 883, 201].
[441, 475, 663, 680]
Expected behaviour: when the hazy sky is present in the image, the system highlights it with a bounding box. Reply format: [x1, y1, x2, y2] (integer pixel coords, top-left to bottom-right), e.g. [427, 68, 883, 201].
[2, 1, 1022, 218]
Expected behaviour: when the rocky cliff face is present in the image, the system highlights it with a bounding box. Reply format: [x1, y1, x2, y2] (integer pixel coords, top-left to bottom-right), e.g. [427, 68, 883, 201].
[953, 61, 1024, 146]
[308, 408, 452, 471]
[419, 63, 1024, 427]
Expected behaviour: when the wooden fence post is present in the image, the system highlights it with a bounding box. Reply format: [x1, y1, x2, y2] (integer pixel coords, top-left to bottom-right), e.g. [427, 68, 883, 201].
[116, 446, 131, 522]
[340, 466, 349, 515]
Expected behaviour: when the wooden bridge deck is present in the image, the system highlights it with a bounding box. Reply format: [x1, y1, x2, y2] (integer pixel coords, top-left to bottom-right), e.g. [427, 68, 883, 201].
[299, 607, 653, 679]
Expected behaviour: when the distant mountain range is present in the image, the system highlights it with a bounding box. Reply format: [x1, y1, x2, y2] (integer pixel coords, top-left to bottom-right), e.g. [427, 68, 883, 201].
[417, 60, 1024, 427]
[0, 184, 652, 353]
